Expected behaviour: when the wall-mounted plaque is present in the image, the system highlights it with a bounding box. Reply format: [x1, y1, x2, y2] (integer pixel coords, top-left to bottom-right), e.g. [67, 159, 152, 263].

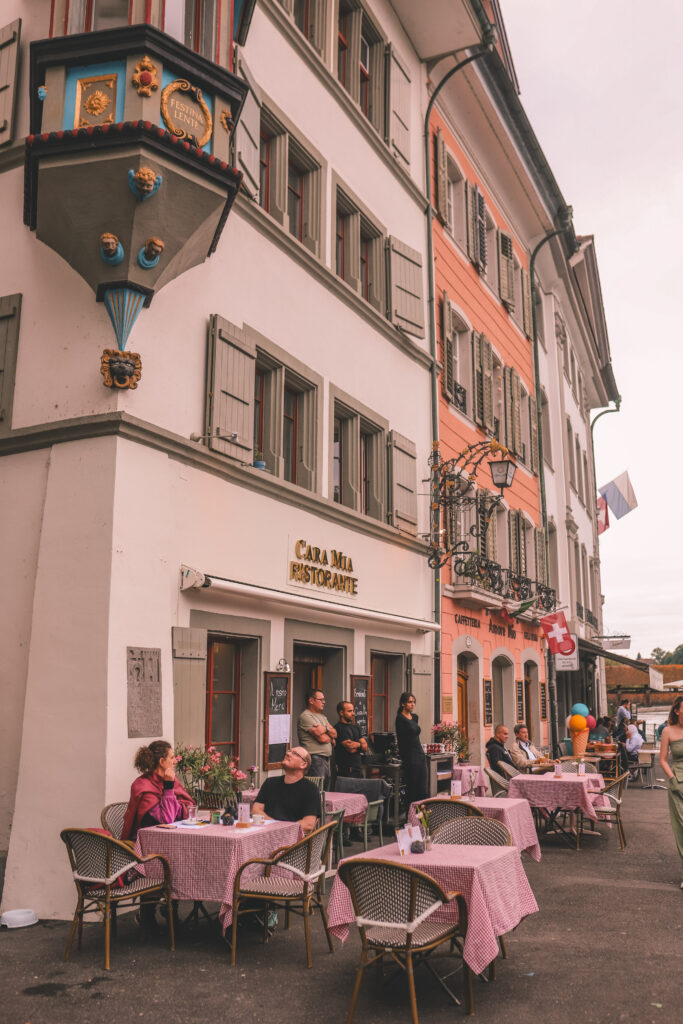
[127, 647, 162, 738]
[264, 671, 291, 769]
[483, 678, 493, 726]
[161, 79, 212, 147]
[540, 682, 548, 721]
[515, 680, 524, 723]
[75, 74, 117, 129]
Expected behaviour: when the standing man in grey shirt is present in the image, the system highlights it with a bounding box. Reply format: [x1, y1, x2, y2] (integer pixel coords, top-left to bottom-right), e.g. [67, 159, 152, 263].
[297, 689, 337, 787]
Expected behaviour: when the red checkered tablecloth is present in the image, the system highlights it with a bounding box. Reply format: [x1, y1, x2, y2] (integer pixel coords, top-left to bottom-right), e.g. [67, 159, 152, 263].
[325, 791, 367, 825]
[508, 773, 603, 821]
[451, 765, 488, 797]
[327, 842, 538, 976]
[135, 820, 301, 929]
[408, 796, 541, 862]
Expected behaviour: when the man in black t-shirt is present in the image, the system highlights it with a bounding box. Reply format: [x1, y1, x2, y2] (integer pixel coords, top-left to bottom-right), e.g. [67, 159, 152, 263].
[252, 746, 321, 833]
[334, 701, 367, 778]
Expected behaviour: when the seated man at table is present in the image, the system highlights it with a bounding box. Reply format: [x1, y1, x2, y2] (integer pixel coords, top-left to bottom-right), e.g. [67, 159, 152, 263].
[485, 724, 516, 775]
[252, 747, 321, 834]
[509, 724, 543, 770]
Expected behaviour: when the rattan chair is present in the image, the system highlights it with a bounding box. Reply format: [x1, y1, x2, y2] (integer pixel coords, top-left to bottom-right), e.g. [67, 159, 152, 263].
[484, 766, 509, 796]
[498, 762, 521, 780]
[558, 760, 598, 774]
[577, 771, 629, 850]
[230, 820, 336, 968]
[416, 798, 483, 835]
[431, 817, 512, 847]
[338, 858, 472, 1022]
[100, 802, 129, 840]
[60, 828, 174, 970]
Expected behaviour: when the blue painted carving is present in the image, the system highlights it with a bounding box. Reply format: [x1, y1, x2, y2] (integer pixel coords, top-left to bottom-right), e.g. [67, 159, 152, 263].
[103, 287, 146, 351]
[137, 245, 160, 269]
[37, 85, 47, 101]
[101, 241, 124, 265]
[128, 168, 163, 201]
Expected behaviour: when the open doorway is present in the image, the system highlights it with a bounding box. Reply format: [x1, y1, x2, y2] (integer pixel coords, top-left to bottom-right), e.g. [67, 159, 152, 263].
[492, 654, 514, 727]
[292, 642, 345, 733]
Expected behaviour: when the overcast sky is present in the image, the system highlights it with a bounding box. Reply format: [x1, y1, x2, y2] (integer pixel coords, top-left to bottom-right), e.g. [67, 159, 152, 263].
[502, 0, 683, 660]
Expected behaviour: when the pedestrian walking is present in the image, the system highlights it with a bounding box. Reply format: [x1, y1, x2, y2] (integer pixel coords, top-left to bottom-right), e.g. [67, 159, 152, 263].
[659, 695, 683, 888]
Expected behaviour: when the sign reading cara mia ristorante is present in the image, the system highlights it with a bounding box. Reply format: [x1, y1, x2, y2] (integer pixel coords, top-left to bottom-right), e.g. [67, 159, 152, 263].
[289, 539, 358, 596]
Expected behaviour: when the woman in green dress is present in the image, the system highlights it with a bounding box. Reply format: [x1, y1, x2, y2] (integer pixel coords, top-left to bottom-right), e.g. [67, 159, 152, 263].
[659, 695, 683, 888]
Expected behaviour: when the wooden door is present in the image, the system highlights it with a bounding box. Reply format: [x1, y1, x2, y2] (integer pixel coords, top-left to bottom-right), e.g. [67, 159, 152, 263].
[457, 668, 468, 733]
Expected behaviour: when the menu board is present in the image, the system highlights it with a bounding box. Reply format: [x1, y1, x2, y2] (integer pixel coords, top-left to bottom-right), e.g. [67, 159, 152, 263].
[483, 678, 493, 725]
[540, 682, 548, 721]
[516, 680, 524, 723]
[264, 672, 291, 769]
[351, 675, 370, 738]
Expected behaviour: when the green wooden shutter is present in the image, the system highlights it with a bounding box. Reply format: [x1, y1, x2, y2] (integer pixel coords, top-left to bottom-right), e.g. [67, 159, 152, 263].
[534, 527, 546, 585]
[512, 371, 523, 456]
[465, 182, 477, 265]
[508, 510, 519, 574]
[521, 267, 533, 338]
[498, 231, 515, 309]
[385, 44, 411, 166]
[206, 315, 256, 461]
[0, 293, 21, 434]
[476, 189, 487, 271]
[442, 290, 454, 401]
[0, 19, 21, 148]
[172, 627, 208, 750]
[472, 331, 483, 426]
[480, 335, 494, 433]
[435, 128, 448, 222]
[386, 236, 425, 337]
[388, 430, 417, 535]
[234, 59, 261, 199]
[503, 366, 513, 449]
[529, 394, 539, 473]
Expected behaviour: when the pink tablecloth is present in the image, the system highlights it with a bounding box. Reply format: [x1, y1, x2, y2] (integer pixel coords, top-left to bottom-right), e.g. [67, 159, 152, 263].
[407, 796, 541, 862]
[135, 820, 301, 930]
[327, 842, 538, 976]
[508, 774, 604, 821]
[325, 790, 367, 825]
[451, 764, 488, 797]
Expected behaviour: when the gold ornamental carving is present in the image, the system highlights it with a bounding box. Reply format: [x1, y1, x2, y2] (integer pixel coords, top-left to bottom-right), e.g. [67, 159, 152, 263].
[75, 74, 117, 129]
[220, 105, 234, 134]
[160, 79, 212, 148]
[131, 55, 159, 97]
[101, 350, 142, 390]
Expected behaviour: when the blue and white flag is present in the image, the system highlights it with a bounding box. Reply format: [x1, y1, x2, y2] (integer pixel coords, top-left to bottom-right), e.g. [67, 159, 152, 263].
[599, 471, 638, 520]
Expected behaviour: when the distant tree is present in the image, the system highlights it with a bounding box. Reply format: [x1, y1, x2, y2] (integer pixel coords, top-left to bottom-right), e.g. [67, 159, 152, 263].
[651, 647, 668, 664]
[667, 643, 683, 664]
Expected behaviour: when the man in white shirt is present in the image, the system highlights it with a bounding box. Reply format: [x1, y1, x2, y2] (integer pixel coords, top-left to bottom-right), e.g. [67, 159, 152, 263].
[509, 724, 543, 770]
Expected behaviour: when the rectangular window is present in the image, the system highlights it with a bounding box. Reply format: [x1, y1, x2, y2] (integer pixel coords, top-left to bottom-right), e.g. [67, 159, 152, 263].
[254, 368, 265, 455]
[370, 655, 389, 732]
[163, 0, 220, 61]
[259, 108, 321, 256]
[287, 158, 304, 241]
[206, 636, 240, 758]
[332, 399, 386, 520]
[283, 385, 299, 483]
[333, 415, 343, 503]
[259, 129, 271, 213]
[334, 187, 385, 311]
[337, 1, 385, 133]
[335, 211, 346, 279]
[359, 31, 371, 116]
[337, 11, 349, 86]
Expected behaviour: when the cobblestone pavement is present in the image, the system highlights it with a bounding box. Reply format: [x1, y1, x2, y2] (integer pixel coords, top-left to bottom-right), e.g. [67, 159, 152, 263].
[2, 786, 681, 1024]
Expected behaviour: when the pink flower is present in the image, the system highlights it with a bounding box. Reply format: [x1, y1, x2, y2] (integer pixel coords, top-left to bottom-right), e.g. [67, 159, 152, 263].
[200, 765, 209, 773]
[235, 770, 247, 781]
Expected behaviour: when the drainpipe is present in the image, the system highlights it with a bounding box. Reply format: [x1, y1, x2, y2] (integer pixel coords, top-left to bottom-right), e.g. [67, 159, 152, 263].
[424, 30, 495, 724]
[529, 208, 575, 755]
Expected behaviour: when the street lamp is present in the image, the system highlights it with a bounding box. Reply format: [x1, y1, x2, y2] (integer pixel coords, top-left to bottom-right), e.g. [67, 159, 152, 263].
[428, 440, 516, 569]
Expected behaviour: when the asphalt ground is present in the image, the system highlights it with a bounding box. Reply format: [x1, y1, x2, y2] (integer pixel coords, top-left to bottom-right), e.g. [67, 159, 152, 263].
[2, 785, 681, 1024]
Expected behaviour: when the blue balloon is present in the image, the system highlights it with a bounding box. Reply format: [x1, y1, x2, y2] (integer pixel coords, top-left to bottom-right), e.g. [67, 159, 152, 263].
[571, 702, 589, 717]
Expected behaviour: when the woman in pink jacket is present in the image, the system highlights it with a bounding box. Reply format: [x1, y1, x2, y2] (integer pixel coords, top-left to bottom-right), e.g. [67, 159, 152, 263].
[122, 740, 194, 840]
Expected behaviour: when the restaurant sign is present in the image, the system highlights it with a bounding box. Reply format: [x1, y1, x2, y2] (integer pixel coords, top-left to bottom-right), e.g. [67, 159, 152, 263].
[289, 539, 358, 596]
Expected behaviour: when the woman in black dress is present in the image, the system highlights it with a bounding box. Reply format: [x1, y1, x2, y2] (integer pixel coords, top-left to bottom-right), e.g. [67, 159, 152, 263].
[395, 691, 428, 811]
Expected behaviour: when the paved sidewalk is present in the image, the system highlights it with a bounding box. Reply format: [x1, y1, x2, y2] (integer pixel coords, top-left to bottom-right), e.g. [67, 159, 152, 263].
[2, 786, 681, 1024]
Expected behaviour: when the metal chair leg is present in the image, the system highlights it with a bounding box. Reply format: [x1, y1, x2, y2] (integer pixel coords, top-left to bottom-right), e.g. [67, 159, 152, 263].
[303, 897, 313, 968]
[64, 908, 80, 962]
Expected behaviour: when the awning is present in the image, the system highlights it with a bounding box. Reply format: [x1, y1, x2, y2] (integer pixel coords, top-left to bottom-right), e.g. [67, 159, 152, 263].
[578, 638, 648, 672]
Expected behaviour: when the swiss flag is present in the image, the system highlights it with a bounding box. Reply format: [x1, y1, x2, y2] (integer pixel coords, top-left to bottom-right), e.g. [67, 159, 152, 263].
[539, 612, 576, 655]
[597, 496, 610, 535]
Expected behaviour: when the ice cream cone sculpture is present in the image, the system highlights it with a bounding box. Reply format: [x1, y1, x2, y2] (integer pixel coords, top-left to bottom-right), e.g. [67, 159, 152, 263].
[570, 727, 589, 758]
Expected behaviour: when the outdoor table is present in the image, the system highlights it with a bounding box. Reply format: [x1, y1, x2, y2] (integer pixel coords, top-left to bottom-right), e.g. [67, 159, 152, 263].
[507, 773, 609, 846]
[451, 764, 488, 796]
[327, 841, 538, 976]
[324, 790, 367, 825]
[407, 796, 541, 862]
[135, 819, 301, 930]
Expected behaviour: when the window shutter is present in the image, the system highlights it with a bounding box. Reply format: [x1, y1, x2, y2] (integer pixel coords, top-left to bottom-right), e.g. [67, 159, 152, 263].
[435, 128, 448, 222]
[309, 0, 326, 56]
[485, 495, 497, 561]
[442, 290, 454, 401]
[534, 527, 546, 585]
[512, 371, 523, 456]
[346, 210, 361, 292]
[503, 366, 513, 449]
[172, 627, 208, 749]
[386, 235, 424, 338]
[521, 267, 533, 338]
[529, 394, 539, 473]
[498, 231, 515, 309]
[0, 292, 21, 433]
[388, 430, 417, 535]
[206, 315, 256, 461]
[0, 19, 21, 148]
[465, 182, 477, 266]
[480, 335, 494, 434]
[235, 60, 261, 199]
[518, 517, 528, 576]
[472, 331, 483, 426]
[295, 385, 316, 490]
[301, 165, 320, 256]
[508, 510, 519, 574]
[476, 189, 487, 271]
[269, 131, 288, 226]
[385, 44, 411, 166]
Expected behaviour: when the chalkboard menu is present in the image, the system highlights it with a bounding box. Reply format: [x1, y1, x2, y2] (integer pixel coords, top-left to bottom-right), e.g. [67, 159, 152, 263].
[264, 672, 291, 769]
[540, 682, 547, 721]
[483, 678, 493, 725]
[515, 680, 524, 723]
[350, 675, 370, 738]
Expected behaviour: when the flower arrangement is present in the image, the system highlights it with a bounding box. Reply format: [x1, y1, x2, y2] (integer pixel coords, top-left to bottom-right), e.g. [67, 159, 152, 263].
[174, 744, 247, 802]
[432, 722, 472, 761]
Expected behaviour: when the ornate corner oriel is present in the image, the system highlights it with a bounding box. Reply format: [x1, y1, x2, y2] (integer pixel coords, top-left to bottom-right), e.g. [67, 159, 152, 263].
[75, 74, 117, 128]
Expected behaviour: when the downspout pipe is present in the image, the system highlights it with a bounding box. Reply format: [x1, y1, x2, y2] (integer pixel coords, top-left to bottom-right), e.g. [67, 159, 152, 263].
[529, 208, 575, 755]
[424, 32, 495, 723]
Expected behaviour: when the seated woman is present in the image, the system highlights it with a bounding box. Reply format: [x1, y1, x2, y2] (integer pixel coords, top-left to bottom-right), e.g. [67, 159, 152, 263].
[122, 740, 194, 840]
[625, 723, 644, 763]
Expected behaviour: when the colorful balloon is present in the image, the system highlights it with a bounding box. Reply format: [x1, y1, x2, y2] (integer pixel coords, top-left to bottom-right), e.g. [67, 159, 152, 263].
[571, 702, 589, 717]
[565, 715, 572, 731]
[570, 714, 587, 732]
[586, 714, 597, 730]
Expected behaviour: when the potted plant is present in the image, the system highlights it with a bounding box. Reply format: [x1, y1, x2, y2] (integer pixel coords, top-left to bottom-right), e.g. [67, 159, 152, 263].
[253, 450, 266, 469]
[453, 725, 472, 764]
[174, 744, 248, 808]
[432, 721, 458, 752]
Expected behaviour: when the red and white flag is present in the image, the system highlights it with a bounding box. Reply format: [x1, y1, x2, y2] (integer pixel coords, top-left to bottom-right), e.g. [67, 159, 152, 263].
[597, 495, 609, 535]
[539, 612, 576, 656]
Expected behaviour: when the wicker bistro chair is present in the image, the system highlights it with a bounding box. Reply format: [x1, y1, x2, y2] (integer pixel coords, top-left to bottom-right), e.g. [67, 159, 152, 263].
[100, 802, 129, 840]
[497, 762, 521, 780]
[558, 760, 598, 774]
[60, 828, 174, 971]
[431, 816, 512, 847]
[338, 858, 472, 1022]
[576, 771, 629, 851]
[230, 820, 336, 968]
[416, 799, 483, 835]
[484, 766, 509, 797]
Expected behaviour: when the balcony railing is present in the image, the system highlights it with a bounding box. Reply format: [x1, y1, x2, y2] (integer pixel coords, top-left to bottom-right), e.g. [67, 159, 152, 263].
[576, 602, 584, 620]
[454, 383, 467, 415]
[585, 608, 598, 629]
[452, 552, 556, 611]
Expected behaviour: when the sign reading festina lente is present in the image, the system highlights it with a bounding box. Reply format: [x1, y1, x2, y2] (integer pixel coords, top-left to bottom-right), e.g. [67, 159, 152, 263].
[289, 539, 358, 596]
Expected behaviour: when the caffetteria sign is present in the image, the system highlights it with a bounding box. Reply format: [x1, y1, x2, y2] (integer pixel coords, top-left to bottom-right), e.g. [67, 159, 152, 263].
[289, 539, 358, 596]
